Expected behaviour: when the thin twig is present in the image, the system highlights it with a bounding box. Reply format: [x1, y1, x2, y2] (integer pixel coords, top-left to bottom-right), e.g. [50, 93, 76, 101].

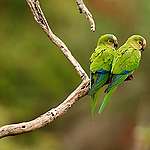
[76, 0, 95, 32]
[0, 0, 93, 138]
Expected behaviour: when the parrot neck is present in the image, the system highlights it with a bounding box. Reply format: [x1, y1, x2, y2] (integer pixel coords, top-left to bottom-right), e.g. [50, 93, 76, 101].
[97, 43, 113, 49]
[126, 41, 140, 50]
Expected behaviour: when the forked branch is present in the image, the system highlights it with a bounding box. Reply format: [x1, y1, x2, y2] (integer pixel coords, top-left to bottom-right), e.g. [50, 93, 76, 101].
[0, 0, 95, 138]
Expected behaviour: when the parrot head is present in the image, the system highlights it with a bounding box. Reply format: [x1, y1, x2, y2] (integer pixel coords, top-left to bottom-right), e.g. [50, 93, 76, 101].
[97, 34, 118, 49]
[126, 35, 146, 52]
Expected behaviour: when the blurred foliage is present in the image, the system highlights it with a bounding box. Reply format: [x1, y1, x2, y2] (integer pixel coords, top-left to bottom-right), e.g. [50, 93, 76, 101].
[0, 0, 150, 149]
[133, 126, 150, 150]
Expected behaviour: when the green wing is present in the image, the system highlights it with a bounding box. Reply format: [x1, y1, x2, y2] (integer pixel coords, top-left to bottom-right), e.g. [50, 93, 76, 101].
[89, 44, 115, 92]
[99, 45, 141, 113]
[112, 46, 141, 74]
[90, 45, 114, 73]
[90, 46, 104, 64]
[89, 45, 115, 114]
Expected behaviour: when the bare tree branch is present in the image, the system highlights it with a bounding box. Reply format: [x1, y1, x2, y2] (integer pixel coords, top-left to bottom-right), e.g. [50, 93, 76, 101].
[0, 0, 94, 138]
[76, 0, 95, 32]
[26, 0, 88, 80]
[0, 80, 89, 138]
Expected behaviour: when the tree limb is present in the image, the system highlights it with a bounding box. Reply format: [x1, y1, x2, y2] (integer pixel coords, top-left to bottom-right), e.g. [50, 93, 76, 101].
[0, 80, 89, 138]
[26, 0, 88, 80]
[0, 0, 94, 138]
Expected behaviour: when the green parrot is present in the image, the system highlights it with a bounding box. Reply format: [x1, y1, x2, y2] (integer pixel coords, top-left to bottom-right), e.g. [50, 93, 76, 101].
[98, 35, 146, 113]
[88, 34, 118, 114]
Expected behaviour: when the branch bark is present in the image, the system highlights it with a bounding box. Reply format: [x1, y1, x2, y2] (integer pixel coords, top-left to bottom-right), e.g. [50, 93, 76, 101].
[0, 0, 94, 138]
[0, 80, 89, 138]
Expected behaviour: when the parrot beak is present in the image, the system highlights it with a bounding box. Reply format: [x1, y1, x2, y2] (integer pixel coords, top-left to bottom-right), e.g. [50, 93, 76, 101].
[140, 39, 146, 52]
[140, 48, 144, 52]
[141, 39, 146, 51]
[114, 42, 118, 48]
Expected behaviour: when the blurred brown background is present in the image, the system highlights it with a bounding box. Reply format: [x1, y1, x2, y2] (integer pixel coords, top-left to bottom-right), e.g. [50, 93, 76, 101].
[0, 0, 150, 149]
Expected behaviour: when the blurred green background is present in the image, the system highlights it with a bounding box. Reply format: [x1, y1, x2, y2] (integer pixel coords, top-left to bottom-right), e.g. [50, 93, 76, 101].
[0, 0, 150, 149]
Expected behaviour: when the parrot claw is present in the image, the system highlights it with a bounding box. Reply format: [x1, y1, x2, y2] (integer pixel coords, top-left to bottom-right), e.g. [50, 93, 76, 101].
[125, 75, 134, 81]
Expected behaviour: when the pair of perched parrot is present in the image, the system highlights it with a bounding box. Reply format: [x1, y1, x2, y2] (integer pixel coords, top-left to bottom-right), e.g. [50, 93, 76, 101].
[89, 34, 146, 114]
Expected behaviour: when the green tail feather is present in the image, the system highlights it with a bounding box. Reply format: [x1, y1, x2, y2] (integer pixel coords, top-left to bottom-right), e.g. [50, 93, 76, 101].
[89, 72, 109, 96]
[98, 87, 117, 113]
[89, 73, 109, 115]
[98, 74, 129, 113]
[91, 88, 103, 115]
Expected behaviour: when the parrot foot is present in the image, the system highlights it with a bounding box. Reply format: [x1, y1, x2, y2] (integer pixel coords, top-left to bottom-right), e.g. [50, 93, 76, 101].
[105, 78, 112, 84]
[125, 74, 134, 81]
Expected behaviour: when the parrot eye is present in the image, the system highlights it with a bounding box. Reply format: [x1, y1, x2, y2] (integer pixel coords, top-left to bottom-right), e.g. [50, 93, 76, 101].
[138, 41, 142, 45]
[108, 39, 113, 43]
